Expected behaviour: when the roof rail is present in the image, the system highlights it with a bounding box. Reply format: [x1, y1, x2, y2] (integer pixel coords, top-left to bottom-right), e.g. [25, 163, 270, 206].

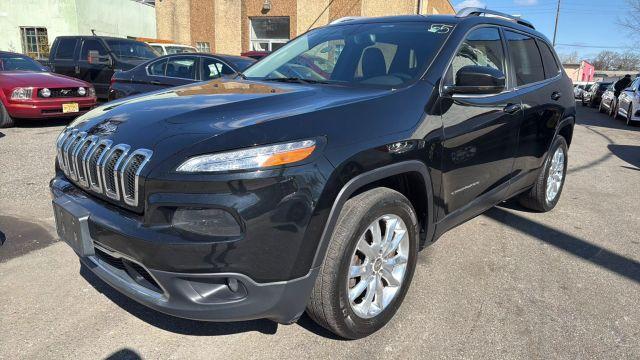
[330, 16, 362, 25]
[456, 7, 535, 30]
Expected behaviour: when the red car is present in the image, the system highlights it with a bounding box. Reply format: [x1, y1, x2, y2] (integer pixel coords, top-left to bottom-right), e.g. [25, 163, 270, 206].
[0, 51, 97, 128]
[240, 50, 270, 60]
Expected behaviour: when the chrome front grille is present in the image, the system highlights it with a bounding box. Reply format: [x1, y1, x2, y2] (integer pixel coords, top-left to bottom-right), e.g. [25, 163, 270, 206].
[56, 129, 152, 207]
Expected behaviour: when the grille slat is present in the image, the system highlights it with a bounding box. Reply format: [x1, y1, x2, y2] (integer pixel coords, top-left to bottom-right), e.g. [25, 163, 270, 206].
[57, 129, 152, 210]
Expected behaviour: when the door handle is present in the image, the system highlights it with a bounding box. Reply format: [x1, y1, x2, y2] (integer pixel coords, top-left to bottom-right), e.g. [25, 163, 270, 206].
[74, 65, 80, 74]
[551, 91, 562, 101]
[503, 103, 522, 114]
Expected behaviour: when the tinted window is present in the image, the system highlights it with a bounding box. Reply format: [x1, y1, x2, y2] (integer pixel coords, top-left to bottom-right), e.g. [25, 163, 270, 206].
[148, 59, 167, 76]
[105, 39, 157, 60]
[505, 31, 544, 86]
[243, 22, 452, 87]
[80, 39, 108, 60]
[536, 39, 560, 79]
[598, 83, 611, 90]
[230, 58, 255, 71]
[201, 57, 235, 80]
[449, 27, 504, 85]
[55, 39, 77, 59]
[165, 57, 196, 79]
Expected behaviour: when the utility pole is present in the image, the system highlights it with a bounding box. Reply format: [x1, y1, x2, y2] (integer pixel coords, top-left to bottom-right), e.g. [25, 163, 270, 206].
[552, 0, 561, 46]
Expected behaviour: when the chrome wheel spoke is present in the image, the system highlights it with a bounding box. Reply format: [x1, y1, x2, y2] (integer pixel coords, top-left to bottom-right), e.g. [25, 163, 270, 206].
[374, 274, 385, 309]
[349, 264, 368, 278]
[360, 276, 377, 314]
[349, 275, 372, 301]
[357, 235, 378, 259]
[383, 229, 406, 257]
[380, 267, 400, 287]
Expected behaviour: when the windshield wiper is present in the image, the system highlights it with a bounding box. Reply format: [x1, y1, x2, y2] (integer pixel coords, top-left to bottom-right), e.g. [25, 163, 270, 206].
[263, 77, 328, 84]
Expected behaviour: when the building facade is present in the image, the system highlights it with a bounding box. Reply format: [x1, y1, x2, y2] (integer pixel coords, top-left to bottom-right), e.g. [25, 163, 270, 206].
[563, 60, 595, 83]
[156, 0, 454, 55]
[0, 0, 156, 59]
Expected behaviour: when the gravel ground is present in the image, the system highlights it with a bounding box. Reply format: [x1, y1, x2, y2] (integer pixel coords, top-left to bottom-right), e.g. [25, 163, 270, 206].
[0, 105, 638, 359]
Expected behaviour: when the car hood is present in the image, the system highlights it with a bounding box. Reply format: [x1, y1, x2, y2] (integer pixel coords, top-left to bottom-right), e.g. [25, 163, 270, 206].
[67, 78, 391, 164]
[0, 71, 91, 88]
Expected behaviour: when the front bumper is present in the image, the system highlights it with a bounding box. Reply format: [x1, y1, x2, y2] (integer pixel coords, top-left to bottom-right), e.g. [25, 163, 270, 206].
[50, 169, 327, 323]
[5, 97, 96, 118]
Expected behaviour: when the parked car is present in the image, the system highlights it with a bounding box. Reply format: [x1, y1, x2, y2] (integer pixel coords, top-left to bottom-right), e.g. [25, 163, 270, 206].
[581, 81, 612, 107]
[108, 53, 255, 100]
[0, 51, 96, 128]
[51, 8, 575, 339]
[241, 50, 270, 60]
[48, 36, 158, 100]
[573, 82, 592, 99]
[615, 77, 640, 125]
[149, 43, 198, 55]
[598, 84, 617, 116]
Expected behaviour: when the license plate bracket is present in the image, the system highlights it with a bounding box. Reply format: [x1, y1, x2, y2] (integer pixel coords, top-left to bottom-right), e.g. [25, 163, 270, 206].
[52, 198, 94, 256]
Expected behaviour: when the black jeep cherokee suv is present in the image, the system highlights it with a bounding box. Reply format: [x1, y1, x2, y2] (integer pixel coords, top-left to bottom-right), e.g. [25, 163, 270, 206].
[51, 8, 575, 339]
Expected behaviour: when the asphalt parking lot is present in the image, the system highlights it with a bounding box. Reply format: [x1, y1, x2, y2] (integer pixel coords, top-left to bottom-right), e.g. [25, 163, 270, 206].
[0, 104, 638, 359]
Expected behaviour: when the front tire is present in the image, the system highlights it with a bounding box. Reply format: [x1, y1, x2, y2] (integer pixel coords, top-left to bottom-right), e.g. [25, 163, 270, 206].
[0, 102, 15, 128]
[306, 187, 419, 339]
[518, 136, 568, 212]
[626, 104, 635, 126]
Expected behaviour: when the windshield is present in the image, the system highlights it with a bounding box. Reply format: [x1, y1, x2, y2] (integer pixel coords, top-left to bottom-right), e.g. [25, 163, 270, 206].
[599, 83, 612, 90]
[243, 22, 453, 87]
[105, 40, 157, 60]
[165, 46, 197, 54]
[0, 54, 47, 72]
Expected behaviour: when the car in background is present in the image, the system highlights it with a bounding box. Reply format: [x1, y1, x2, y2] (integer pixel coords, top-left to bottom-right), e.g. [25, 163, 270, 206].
[149, 43, 198, 55]
[108, 53, 255, 101]
[241, 51, 270, 60]
[581, 81, 612, 107]
[615, 77, 640, 126]
[598, 84, 617, 116]
[0, 51, 96, 128]
[48, 36, 158, 100]
[573, 82, 592, 99]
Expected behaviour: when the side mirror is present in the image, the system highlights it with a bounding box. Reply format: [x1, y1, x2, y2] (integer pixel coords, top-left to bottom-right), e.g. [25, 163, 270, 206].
[88, 50, 112, 66]
[444, 65, 506, 95]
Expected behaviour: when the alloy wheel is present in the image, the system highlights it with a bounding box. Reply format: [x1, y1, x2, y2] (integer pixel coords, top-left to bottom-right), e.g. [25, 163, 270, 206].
[546, 147, 565, 204]
[347, 214, 409, 319]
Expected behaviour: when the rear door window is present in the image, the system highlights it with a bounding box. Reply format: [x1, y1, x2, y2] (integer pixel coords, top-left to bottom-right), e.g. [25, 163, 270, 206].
[55, 39, 77, 59]
[536, 39, 560, 79]
[165, 57, 197, 79]
[504, 31, 545, 86]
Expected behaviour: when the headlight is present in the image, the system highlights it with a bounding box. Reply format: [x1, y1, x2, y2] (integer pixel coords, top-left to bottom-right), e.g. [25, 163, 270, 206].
[40, 88, 51, 98]
[88, 87, 96, 98]
[11, 87, 33, 100]
[78, 87, 86, 96]
[176, 139, 316, 173]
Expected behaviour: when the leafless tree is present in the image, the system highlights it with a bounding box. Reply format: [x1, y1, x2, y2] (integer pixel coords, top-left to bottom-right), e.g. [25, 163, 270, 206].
[558, 51, 580, 64]
[592, 51, 620, 70]
[619, 0, 640, 33]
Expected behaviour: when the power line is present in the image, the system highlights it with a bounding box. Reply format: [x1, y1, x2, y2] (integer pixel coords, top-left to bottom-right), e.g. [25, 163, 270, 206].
[556, 43, 636, 49]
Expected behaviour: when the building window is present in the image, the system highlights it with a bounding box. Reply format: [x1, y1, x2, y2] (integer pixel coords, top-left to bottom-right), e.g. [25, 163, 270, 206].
[20, 27, 49, 59]
[250, 17, 290, 52]
[196, 42, 211, 53]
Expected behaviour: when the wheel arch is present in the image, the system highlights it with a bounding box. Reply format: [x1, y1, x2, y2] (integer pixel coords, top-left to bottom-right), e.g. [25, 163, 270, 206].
[556, 115, 575, 148]
[311, 160, 436, 269]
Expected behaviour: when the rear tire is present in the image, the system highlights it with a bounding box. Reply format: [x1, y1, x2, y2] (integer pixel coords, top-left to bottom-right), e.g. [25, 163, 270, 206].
[518, 136, 568, 212]
[306, 187, 419, 339]
[608, 99, 616, 117]
[0, 102, 15, 128]
[598, 101, 605, 113]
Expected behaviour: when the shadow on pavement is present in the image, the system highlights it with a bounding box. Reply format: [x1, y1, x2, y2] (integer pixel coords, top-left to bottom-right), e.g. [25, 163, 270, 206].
[0, 215, 57, 263]
[0, 131, 4, 139]
[576, 105, 640, 132]
[608, 144, 640, 169]
[80, 265, 280, 336]
[486, 207, 640, 283]
[105, 348, 142, 360]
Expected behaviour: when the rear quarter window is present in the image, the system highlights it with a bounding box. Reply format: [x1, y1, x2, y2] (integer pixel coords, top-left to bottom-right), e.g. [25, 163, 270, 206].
[536, 39, 560, 79]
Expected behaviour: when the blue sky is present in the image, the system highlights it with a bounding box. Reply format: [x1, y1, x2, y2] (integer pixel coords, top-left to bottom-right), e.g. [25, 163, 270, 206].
[453, 0, 634, 59]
